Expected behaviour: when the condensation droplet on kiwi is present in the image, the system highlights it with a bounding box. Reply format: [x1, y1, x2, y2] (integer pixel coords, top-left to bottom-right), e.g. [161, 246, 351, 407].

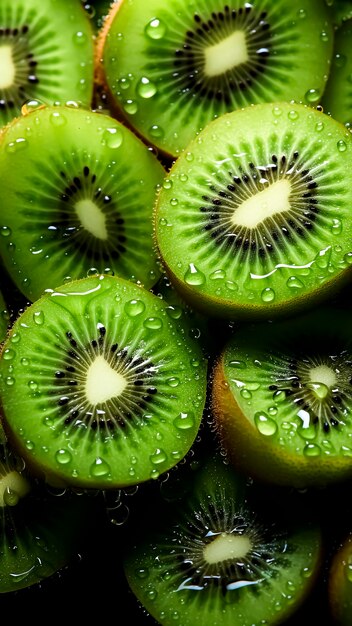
[184, 264, 206, 286]
[144, 18, 166, 40]
[136, 77, 157, 99]
[50, 112, 67, 127]
[254, 412, 278, 436]
[102, 127, 124, 148]
[6, 138, 28, 154]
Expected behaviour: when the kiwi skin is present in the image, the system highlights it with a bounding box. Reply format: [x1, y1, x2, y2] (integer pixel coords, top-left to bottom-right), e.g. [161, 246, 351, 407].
[212, 355, 352, 490]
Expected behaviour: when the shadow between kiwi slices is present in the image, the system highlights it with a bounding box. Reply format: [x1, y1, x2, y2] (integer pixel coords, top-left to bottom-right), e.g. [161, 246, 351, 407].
[212, 304, 352, 489]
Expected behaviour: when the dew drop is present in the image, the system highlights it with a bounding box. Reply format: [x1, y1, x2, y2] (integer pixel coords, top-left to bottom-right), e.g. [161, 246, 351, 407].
[3, 349, 15, 361]
[344, 252, 352, 265]
[55, 449, 72, 465]
[166, 305, 183, 320]
[143, 317, 163, 330]
[25, 440, 35, 451]
[6, 138, 28, 153]
[1, 226, 11, 237]
[33, 311, 45, 325]
[73, 31, 87, 45]
[170, 198, 178, 206]
[5, 377, 15, 386]
[273, 389, 286, 403]
[173, 412, 195, 430]
[261, 287, 275, 302]
[149, 124, 164, 139]
[305, 88, 321, 103]
[254, 412, 278, 436]
[90, 457, 111, 477]
[286, 276, 304, 289]
[50, 111, 67, 126]
[184, 264, 205, 286]
[272, 106, 282, 117]
[136, 77, 157, 99]
[136, 567, 149, 579]
[3, 487, 20, 507]
[337, 140, 347, 152]
[28, 380, 38, 391]
[331, 218, 342, 235]
[303, 443, 321, 457]
[315, 121, 324, 132]
[288, 110, 299, 121]
[163, 179, 173, 190]
[147, 589, 158, 601]
[123, 99, 138, 115]
[209, 269, 225, 281]
[124, 299, 145, 317]
[228, 360, 247, 369]
[185, 152, 194, 162]
[145, 18, 167, 39]
[240, 389, 252, 400]
[320, 30, 329, 42]
[103, 127, 123, 148]
[334, 53, 347, 68]
[167, 377, 180, 388]
[297, 8, 306, 18]
[315, 247, 331, 269]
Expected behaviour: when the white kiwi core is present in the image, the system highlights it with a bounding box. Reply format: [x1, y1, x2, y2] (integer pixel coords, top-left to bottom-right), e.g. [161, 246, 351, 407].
[85, 355, 127, 405]
[204, 31, 248, 77]
[203, 532, 252, 564]
[0, 470, 31, 507]
[75, 199, 108, 240]
[0, 46, 15, 89]
[308, 365, 338, 400]
[232, 179, 292, 228]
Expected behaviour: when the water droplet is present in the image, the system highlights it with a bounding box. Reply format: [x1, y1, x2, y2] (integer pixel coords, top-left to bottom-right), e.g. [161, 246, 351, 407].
[50, 111, 67, 126]
[297, 8, 306, 18]
[123, 99, 138, 115]
[254, 412, 278, 436]
[167, 377, 180, 388]
[337, 140, 347, 152]
[315, 121, 324, 132]
[5, 376, 15, 386]
[3, 349, 15, 360]
[21, 358, 30, 366]
[184, 264, 205, 286]
[90, 457, 111, 477]
[166, 305, 183, 320]
[344, 252, 352, 265]
[147, 589, 158, 600]
[185, 152, 194, 162]
[170, 198, 178, 206]
[305, 88, 321, 103]
[273, 389, 286, 403]
[149, 124, 164, 139]
[136, 77, 157, 99]
[55, 449, 72, 465]
[345, 563, 352, 582]
[179, 173, 188, 183]
[261, 287, 275, 302]
[288, 110, 299, 121]
[268, 406, 278, 416]
[334, 53, 347, 68]
[28, 380, 38, 391]
[315, 246, 331, 269]
[320, 30, 329, 42]
[33, 311, 45, 325]
[103, 127, 123, 148]
[163, 179, 173, 190]
[272, 106, 283, 117]
[286, 276, 304, 289]
[73, 31, 87, 45]
[3, 487, 20, 507]
[228, 360, 247, 369]
[1, 226, 11, 237]
[303, 443, 321, 457]
[136, 567, 149, 579]
[240, 389, 252, 400]
[143, 317, 163, 330]
[25, 440, 35, 450]
[331, 218, 342, 235]
[150, 448, 167, 465]
[209, 269, 225, 281]
[6, 138, 28, 153]
[173, 412, 195, 430]
[124, 299, 145, 317]
[145, 18, 167, 39]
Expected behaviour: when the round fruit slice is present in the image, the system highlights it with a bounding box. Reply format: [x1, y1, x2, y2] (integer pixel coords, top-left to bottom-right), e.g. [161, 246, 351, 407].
[124, 454, 322, 626]
[0, 425, 97, 593]
[0, 104, 165, 302]
[0, 0, 94, 128]
[0, 274, 207, 489]
[329, 533, 352, 625]
[155, 101, 352, 319]
[212, 305, 352, 488]
[97, 0, 333, 156]
[322, 18, 352, 127]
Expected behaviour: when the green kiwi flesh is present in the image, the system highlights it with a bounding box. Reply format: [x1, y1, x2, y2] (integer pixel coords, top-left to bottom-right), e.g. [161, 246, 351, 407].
[0, 427, 97, 593]
[322, 18, 352, 127]
[0, 0, 94, 128]
[212, 305, 352, 488]
[0, 290, 8, 343]
[329, 533, 352, 625]
[0, 104, 165, 302]
[0, 274, 207, 489]
[124, 455, 322, 626]
[100, 0, 333, 156]
[155, 101, 352, 320]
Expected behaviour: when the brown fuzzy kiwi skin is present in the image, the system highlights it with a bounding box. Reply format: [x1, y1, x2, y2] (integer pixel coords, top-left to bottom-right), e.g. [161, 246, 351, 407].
[211, 356, 352, 490]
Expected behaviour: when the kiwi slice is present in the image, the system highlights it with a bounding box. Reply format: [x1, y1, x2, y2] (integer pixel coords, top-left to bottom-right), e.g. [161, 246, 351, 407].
[321, 19, 352, 127]
[0, 0, 94, 128]
[212, 305, 352, 488]
[155, 101, 352, 320]
[0, 103, 165, 303]
[329, 533, 352, 625]
[0, 289, 9, 343]
[97, 0, 334, 156]
[124, 454, 322, 626]
[0, 424, 98, 593]
[0, 274, 207, 489]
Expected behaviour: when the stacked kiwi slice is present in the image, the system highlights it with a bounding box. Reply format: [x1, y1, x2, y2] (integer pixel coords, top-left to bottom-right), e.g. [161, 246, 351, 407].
[124, 454, 323, 626]
[0, 0, 94, 128]
[1, 0, 352, 621]
[97, 0, 334, 156]
[0, 103, 165, 302]
[155, 101, 352, 319]
[0, 274, 207, 489]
